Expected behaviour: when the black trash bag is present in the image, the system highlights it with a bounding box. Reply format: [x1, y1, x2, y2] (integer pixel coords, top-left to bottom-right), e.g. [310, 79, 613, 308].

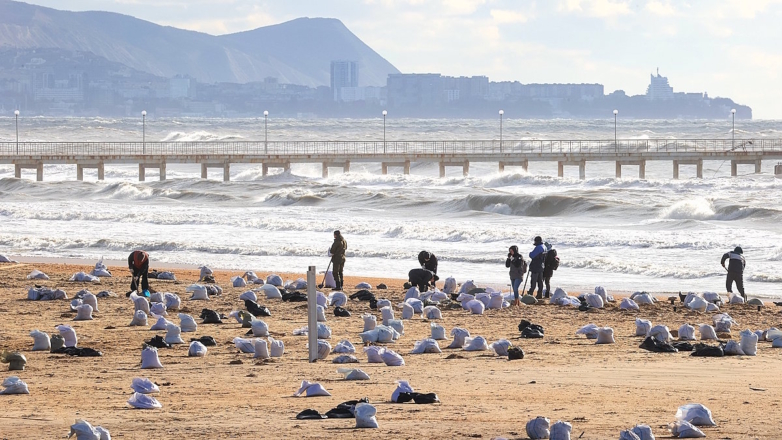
[518, 320, 544, 333]
[146, 335, 171, 349]
[691, 343, 725, 357]
[578, 303, 592, 312]
[245, 299, 271, 317]
[369, 298, 378, 310]
[282, 291, 308, 302]
[191, 336, 217, 347]
[672, 341, 694, 352]
[324, 398, 369, 418]
[467, 287, 486, 295]
[334, 306, 351, 317]
[53, 347, 103, 357]
[296, 409, 327, 420]
[521, 327, 544, 339]
[412, 392, 440, 404]
[508, 346, 525, 360]
[350, 290, 375, 301]
[201, 274, 216, 284]
[377, 283, 387, 290]
[200, 308, 223, 324]
[403, 282, 412, 290]
[394, 392, 415, 404]
[639, 336, 678, 353]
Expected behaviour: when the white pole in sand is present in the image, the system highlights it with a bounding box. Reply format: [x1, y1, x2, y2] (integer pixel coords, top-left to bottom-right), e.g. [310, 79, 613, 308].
[382, 110, 387, 154]
[307, 265, 317, 362]
[731, 108, 736, 150]
[14, 110, 19, 155]
[499, 109, 504, 153]
[142, 110, 147, 154]
[613, 109, 618, 151]
[264, 110, 269, 154]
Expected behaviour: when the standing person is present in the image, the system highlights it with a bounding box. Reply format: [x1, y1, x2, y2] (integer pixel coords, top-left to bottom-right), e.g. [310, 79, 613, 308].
[542, 242, 559, 298]
[127, 250, 150, 297]
[527, 236, 547, 299]
[721, 246, 746, 300]
[330, 230, 347, 290]
[506, 245, 526, 306]
[418, 250, 439, 288]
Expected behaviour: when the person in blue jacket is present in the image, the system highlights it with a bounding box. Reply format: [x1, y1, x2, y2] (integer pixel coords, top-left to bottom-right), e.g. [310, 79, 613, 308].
[527, 236, 547, 299]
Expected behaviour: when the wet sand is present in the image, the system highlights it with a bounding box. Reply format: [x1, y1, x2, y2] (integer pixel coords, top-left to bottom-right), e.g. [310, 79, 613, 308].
[0, 261, 781, 439]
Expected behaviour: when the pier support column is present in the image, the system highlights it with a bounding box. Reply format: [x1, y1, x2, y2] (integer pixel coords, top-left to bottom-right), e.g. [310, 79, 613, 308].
[344, 160, 350, 174]
[201, 163, 208, 179]
[463, 160, 469, 177]
[404, 160, 410, 175]
[579, 161, 586, 180]
[673, 160, 679, 180]
[223, 163, 230, 182]
[498, 162, 505, 173]
[262, 164, 269, 177]
[139, 164, 146, 182]
[755, 159, 762, 174]
[439, 163, 445, 178]
[36, 163, 43, 182]
[696, 160, 703, 178]
[639, 160, 646, 179]
[382, 163, 388, 175]
[322, 163, 329, 178]
[14, 164, 21, 178]
[615, 161, 622, 178]
[731, 161, 738, 177]
[558, 162, 564, 178]
[77, 164, 84, 181]
[98, 162, 105, 180]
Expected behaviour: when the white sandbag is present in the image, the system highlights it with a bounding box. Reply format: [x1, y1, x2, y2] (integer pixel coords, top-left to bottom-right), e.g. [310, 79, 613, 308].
[387, 319, 405, 336]
[550, 420, 572, 440]
[164, 293, 181, 310]
[687, 296, 708, 312]
[186, 284, 209, 300]
[729, 293, 745, 304]
[635, 318, 652, 336]
[266, 274, 283, 286]
[156, 271, 176, 281]
[317, 340, 331, 360]
[165, 323, 184, 344]
[723, 340, 744, 356]
[632, 293, 655, 305]
[620, 430, 641, 440]
[405, 286, 420, 300]
[239, 290, 257, 302]
[260, 284, 282, 299]
[490, 339, 512, 356]
[713, 314, 735, 333]
[766, 328, 782, 342]
[316, 291, 328, 308]
[355, 281, 371, 289]
[475, 292, 491, 307]
[405, 298, 424, 313]
[188, 341, 207, 357]
[316, 305, 327, 322]
[127, 392, 162, 409]
[585, 293, 604, 309]
[199, 265, 213, 280]
[429, 290, 448, 302]
[355, 402, 378, 428]
[682, 292, 700, 306]
[773, 337, 782, 348]
[699, 324, 718, 340]
[74, 304, 94, 320]
[0, 376, 29, 395]
[233, 337, 254, 353]
[362, 314, 376, 332]
[596, 327, 615, 344]
[620, 298, 640, 311]
[149, 302, 167, 316]
[411, 338, 442, 354]
[675, 403, 716, 426]
[678, 324, 696, 341]
[576, 323, 600, 339]
[178, 313, 197, 332]
[26, 269, 50, 280]
[376, 298, 392, 309]
[424, 305, 442, 319]
[464, 336, 489, 351]
[381, 349, 405, 366]
[630, 424, 655, 440]
[484, 292, 505, 308]
[466, 299, 485, 315]
[365, 346, 386, 363]
[400, 302, 415, 320]
[381, 306, 395, 324]
[129, 310, 148, 326]
[82, 293, 98, 312]
[140, 346, 163, 369]
[703, 292, 721, 303]
[150, 316, 171, 331]
[329, 291, 348, 307]
[594, 286, 608, 303]
[392, 379, 414, 402]
[285, 278, 307, 290]
[526, 416, 551, 440]
[317, 322, 332, 339]
[133, 295, 150, 314]
[231, 276, 247, 288]
[338, 367, 370, 380]
[57, 325, 78, 347]
[368, 325, 398, 343]
[253, 339, 269, 359]
[92, 258, 112, 277]
[323, 271, 336, 289]
[268, 336, 284, 357]
[131, 377, 160, 394]
[669, 421, 705, 438]
[550, 287, 567, 304]
[294, 380, 331, 397]
[649, 325, 672, 342]
[30, 329, 51, 351]
[68, 419, 101, 439]
[706, 303, 720, 312]
[332, 340, 356, 354]
[431, 323, 446, 340]
[70, 298, 83, 311]
[443, 277, 457, 294]
[333, 354, 358, 363]
[251, 320, 270, 337]
[754, 330, 765, 341]
[448, 327, 470, 348]
[740, 329, 758, 356]
[70, 272, 100, 283]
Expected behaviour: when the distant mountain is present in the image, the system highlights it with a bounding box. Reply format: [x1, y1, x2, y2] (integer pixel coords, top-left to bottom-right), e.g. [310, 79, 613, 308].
[0, 0, 399, 86]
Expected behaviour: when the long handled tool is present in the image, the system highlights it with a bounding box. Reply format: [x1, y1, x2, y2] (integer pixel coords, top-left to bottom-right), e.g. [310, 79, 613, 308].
[318, 260, 332, 288]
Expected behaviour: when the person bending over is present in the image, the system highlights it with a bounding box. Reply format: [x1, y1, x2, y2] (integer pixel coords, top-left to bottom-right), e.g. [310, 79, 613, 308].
[721, 246, 746, 300]
[408, 268, 435, 293]
[418, 250, 439, 288]
[128, 250, 150, 297]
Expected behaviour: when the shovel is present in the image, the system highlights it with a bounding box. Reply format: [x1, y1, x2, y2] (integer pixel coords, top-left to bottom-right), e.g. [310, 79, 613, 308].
[317, 261, 332, 289]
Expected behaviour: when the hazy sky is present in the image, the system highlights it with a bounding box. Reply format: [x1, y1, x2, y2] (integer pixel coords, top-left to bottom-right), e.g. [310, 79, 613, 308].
[21, 0, 782, 118]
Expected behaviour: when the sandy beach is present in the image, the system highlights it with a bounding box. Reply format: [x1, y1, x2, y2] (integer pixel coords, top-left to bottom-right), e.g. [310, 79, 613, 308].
[1, 260, 781, 439]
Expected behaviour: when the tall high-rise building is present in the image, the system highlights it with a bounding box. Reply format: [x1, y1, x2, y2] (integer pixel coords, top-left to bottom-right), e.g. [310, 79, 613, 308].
[646, 68, 674, 101]
[330, 60, 359, 100]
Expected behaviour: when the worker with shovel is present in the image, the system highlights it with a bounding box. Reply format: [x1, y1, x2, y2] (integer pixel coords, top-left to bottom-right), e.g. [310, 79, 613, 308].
[128, 250, 151, 297]
[329, 231, 347, 291]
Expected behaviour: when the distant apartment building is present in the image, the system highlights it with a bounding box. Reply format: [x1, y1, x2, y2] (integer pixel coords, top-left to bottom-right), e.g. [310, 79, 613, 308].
[31, 71, 86, 102]
[330, 60, 359, 101]
[646, 69, 674, 101]
[336, 86, 386, 104]
[170, 75, 196, 99]
[488, 81, 603, 103]
[442, 76, 489, 101]
[387, 73, 444, 108]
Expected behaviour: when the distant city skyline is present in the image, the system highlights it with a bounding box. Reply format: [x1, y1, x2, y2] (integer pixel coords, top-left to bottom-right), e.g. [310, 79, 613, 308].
[17, 0, 782, 118]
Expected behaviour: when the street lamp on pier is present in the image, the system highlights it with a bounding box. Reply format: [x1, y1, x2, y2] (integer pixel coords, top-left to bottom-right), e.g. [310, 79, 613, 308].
[382, 110, 387, 154]
[14, 110, 19, 154]
[141, 110, 147, 154]
[264, 110, 269, 154]
[613, 109, 618, 150]
[499, 109, 504, 152]
[731, 109, 736, 150]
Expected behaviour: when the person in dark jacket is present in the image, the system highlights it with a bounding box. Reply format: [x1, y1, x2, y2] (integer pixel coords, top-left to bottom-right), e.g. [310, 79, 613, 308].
[542, 243, 558, 298]
[408, 268, 435, 293]
[128, 250, 150, 296]
[506, 245, 526, 306]
[721, 246, 746, 299]
[330, 230, 347, 290]
[527, 236, 546, 299]
[418, 251, 439, 288]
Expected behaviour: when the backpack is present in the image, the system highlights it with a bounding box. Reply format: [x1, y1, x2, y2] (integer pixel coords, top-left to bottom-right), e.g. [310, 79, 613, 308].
[547, 249, 560, 271]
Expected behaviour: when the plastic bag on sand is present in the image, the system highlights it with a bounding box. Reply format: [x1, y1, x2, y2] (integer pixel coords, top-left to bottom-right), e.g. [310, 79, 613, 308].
[635, 319, 652, 337]
[443, 277, 457, 294]
[620, 430, 641, 440]
[464, 336, 489, 351]
[355, 402, 378, 429]
[550, 420, 572, 440]
[466, 299, 485, 315]
[687, 296, 708, 312]
[723, 340, 744, 356]
[131, 377, 160, 394]
[381, 349, 405, 366]
[585, 293, 604, 309]
[676, 403, 716, 426]
[179, 313, 197, 332]
[365, 346, 386, 363]
[392, 380, 414, 402]
[260, 284, 282, 299]
[127, 392, 162, 409]
[621, 298, 640, 311]
[526, 416, 550, 439]
[362, 314, 376, 332]
[699, 324, 718, 340]
[269, 336, 284, 357]
[431, 323, 446, 340]
[129, 310, 148, 326]
[333, 340, 356, 354]
[30, 329, 51, 351]
[164, 293, 181, 310]
[165, 323, 184, 344]
[239, 290, 257, 302]
[424, 306, 442, 320]
[57, 325, 78, 347]
[253, 339, 269, 359]
[491, 339, 512, 356]
[630, 424, 654, 440]
[0, 376, 29, 395]
[188, 341, 207, 357]
[669, 421, 705, 438]
[27, 269, 50, 280]
[316, 305, 327, 322]
[576, 323, 600, 339]
[596, 327, 615, 344]
[294, 380, 331, 397]
[649, 325, 672, 342]
[740, 329, 758, 356]
[678, 324, 696, 341]
[140, 346, 163, 369]
[186, 284, 209, 301]
[149, 302, 166, 316]
[338, 368, 370, 381]
[411, 338, 441, 354]
[448, 327, 470, 348]
[233, 337, 254, 353]
[317, 340, 331, 360]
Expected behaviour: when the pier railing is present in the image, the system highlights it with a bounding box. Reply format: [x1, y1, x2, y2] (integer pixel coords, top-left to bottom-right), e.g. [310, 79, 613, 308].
[1, 138, 781, 156]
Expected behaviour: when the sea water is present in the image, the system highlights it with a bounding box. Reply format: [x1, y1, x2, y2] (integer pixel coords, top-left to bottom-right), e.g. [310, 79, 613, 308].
[0, 117, 780, 297]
